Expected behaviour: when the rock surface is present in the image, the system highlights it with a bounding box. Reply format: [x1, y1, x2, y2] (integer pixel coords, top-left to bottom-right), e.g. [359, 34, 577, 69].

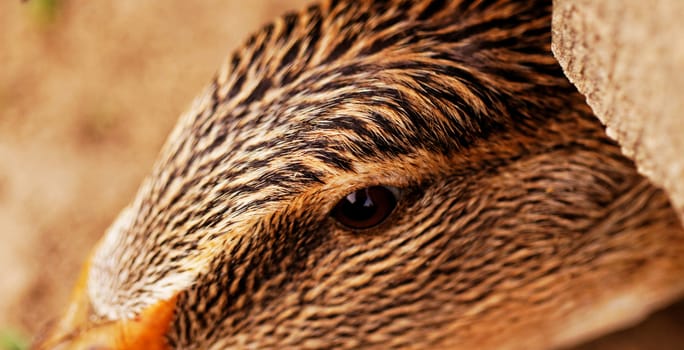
[552, 0, 684, 222]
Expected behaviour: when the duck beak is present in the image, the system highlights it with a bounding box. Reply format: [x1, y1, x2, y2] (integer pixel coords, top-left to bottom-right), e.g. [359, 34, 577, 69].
[31, 259, 177, 350]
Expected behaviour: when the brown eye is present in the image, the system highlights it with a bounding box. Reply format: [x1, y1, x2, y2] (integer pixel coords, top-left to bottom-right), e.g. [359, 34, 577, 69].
[331, 186, 399, 229]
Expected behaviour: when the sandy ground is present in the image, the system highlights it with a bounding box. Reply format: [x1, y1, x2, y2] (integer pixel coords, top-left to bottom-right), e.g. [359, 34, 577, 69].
[0, 1, 682, 349]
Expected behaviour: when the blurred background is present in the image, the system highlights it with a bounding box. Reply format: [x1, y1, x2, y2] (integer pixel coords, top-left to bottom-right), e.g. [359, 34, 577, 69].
[0, 1, 682, 349]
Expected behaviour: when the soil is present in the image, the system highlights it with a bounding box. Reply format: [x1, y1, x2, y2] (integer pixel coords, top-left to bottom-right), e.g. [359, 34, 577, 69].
[0, 1, 681, 349]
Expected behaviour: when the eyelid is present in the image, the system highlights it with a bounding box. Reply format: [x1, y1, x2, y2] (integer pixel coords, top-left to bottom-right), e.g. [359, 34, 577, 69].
[334, 184, 403, 205]
[385, 185, 402, 199]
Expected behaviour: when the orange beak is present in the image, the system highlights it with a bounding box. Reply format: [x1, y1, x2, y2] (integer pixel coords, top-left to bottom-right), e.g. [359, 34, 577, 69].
[31, 258, 177, 350]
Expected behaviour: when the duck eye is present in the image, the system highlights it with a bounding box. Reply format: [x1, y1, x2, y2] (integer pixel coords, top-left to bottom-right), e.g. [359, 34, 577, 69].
[331, 186, 399, 229]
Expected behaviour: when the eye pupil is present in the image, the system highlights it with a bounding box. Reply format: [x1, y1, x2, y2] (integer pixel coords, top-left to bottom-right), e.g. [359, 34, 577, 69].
[341, 189, 376, 221]
[332, 186, 398, 229]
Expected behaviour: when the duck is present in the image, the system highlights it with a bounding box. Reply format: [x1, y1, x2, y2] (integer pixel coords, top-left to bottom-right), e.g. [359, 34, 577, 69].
[32, 0, 684, 349]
